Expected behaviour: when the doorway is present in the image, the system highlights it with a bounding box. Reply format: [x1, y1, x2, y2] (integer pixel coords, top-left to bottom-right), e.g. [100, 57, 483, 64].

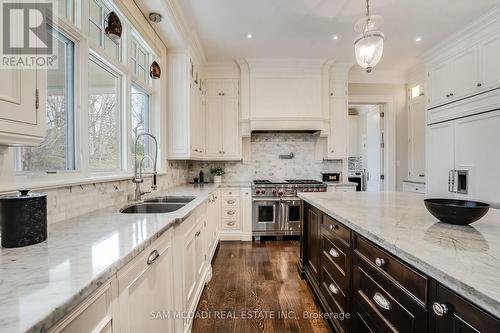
[348, 104, 385, 192]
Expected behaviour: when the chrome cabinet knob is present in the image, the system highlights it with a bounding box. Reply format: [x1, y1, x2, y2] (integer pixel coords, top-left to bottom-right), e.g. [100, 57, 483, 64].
[329, 225, 333, 230]
[477, 83, 482, 87]
[375, 257, 386, 267]
[329, 248, 340, 258]
[328, 283, 339, 294]
[432, 302, 449, 317]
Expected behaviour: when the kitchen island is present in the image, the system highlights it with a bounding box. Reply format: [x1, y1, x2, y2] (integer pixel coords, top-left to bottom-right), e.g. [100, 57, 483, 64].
[298, 191, 500, 333]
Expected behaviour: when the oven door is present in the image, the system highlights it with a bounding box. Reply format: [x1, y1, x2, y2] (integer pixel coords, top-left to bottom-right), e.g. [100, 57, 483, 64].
[252, 198, 281, 232]
[281, 198, 302, 233]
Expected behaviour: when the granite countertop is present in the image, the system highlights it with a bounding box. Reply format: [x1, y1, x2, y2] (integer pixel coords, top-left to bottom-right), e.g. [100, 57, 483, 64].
[0, 183, 224, 333]
[298, 191, 500, 318]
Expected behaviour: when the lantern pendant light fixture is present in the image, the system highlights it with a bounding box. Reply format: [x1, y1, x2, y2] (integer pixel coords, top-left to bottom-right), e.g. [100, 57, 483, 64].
[354, 0, 385, 73]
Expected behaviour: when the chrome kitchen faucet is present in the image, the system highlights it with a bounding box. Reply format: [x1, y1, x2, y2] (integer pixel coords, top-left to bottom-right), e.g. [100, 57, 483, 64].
[132, 133, 158, 201]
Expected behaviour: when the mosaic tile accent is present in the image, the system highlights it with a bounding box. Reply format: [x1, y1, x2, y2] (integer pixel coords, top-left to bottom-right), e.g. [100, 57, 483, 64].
[189, 132, 342, 182]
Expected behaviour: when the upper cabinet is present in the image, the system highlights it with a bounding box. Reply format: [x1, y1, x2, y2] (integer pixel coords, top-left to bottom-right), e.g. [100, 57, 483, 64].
[427, 30, 500, 111]
[0, 68, 46, 148]
[204, 79, 241, 160]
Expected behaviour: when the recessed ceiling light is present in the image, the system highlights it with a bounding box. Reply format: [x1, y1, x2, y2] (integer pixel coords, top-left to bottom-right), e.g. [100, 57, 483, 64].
[415, 37, 422, 43]
[333, 35, 339, 40]
[247, 33, 253, 39]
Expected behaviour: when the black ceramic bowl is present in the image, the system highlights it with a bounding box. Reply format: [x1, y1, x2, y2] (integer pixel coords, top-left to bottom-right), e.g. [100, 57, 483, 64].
[424, 199, 490, 225]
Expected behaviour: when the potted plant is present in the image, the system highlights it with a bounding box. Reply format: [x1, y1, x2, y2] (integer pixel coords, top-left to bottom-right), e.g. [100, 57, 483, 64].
[210, 166, 225, 184]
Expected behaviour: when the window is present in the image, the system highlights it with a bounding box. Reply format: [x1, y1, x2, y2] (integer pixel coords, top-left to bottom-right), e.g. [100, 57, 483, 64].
[18, 28, 75, 172]
[411, 85, 421, 99]
[130, 38, 149, 83]
[88, 57, 121, 170]
[131, 85, 150, 168]
[89, 0, 120, 60]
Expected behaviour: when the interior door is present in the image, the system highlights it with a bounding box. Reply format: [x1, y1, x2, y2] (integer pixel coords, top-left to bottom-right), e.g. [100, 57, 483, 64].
[366, 107, 382, 192]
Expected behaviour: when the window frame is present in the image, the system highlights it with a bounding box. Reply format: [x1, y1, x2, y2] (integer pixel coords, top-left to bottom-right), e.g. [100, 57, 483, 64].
[88, 53, 124, 173]
[130, 83, 152, 170]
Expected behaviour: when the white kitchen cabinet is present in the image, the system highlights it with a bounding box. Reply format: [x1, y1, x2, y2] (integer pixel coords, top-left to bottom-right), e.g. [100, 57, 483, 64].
[190, 82, 205, 158]
[327, 97, 348, 159]
[402, 181, 426, 194]
[117, 229, 175, 333]
[205, 190, 220, 262]
[479, 34, 500, 91]
[427, 110, 500, 203]
[427, 30, 500, 110]
[408, 95, 426, 182]
[48, 279, 116, 333]
[0, 68, 46, 148]
[219, 187, 252, 241]
[204, 79, 241, 160]
[327, 185, 356, 193]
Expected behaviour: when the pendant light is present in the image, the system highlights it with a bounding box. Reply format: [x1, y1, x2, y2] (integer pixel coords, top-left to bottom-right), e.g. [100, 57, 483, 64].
[354, 0, 384, 73]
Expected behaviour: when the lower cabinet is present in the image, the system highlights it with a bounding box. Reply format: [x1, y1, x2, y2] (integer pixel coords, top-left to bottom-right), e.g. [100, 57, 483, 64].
[218, 187, 252, 241]
[302, 203, 500, 333]
[117, 229, 175, 333]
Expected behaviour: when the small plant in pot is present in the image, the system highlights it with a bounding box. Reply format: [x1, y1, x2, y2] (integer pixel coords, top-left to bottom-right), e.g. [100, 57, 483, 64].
[210, 167, 225, 184]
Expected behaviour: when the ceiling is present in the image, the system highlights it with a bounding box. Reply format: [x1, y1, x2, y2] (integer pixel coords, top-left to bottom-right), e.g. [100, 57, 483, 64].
[177, 0, 499, 71]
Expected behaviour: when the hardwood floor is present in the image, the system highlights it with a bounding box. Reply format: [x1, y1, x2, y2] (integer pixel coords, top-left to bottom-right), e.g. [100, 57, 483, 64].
[192, 240, 332, 333]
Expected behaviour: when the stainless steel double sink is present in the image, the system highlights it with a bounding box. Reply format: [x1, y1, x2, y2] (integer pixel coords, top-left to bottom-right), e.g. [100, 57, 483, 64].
[120, 196, 195, 214]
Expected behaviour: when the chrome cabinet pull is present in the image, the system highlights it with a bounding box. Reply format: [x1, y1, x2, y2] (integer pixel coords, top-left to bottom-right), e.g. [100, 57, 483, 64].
[329, 225, 333, 230]
[147, 250, 160, 265]
[227, 199, 235, 204]
[328, 283, 339, 294]
[227, 210, 236, 215]
[329, 248, 340, 258]
[375, 257, 386, 267]
[432, 302, 449, 317]
[227, 221, 235, 226]
[195, 231, 201, 237]
[373, 292, 391, 310]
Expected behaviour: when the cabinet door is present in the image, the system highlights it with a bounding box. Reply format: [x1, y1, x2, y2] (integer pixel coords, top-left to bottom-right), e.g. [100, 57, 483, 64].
[451, 48, 479, 99]
[204, 97, 222, 157]
[118, 234, 174, 333]
[222, 79, 239, 97]
[197, 90, 205, 155]
[408, 96, 426, 182]
[454, 110, 500, 203]
[428, 61, 452, 107]
[328, 98, 348, 159]
[0, 68, 46, 145]
[306, 205, 321, 281]
[433, 284, 500, 333]
[205, 79, 222, 97]
[426, 122, 454, 197]
[195, 218, 206, 280]
[479, 34, 500, 90]
[221, 97, 240, 157]
[183, 216, 206, 313]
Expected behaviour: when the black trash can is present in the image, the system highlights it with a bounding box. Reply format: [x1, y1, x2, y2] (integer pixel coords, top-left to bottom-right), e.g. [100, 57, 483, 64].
[0, 190, 47, 248]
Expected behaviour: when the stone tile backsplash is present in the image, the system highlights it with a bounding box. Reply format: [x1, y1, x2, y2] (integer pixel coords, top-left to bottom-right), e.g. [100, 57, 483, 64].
[189, 132, 342, 182]
[41, 161, 188, 224]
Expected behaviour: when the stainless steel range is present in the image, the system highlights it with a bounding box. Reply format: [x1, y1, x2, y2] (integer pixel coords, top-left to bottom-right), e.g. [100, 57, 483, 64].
[252, 179, 327, 238]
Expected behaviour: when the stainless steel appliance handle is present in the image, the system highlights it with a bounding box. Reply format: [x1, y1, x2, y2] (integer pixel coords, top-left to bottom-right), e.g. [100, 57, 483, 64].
[252, 198, 281, 202]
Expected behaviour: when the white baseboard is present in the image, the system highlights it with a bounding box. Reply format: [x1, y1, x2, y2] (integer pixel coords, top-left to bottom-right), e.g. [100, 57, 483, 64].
[218, 231, 252, 241]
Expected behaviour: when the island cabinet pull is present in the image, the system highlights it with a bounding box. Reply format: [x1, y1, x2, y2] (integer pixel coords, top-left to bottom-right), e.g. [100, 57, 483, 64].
[328, 248, 340, 258]
[328, 283, 339, 294]
[432, 302, 449, 317]
[373, 292, 391, 310]
[375, 257, 386, 267]
[147, 250, 160, 265]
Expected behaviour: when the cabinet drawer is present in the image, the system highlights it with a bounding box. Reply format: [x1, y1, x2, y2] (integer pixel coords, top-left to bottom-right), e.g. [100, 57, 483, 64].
[321, 266, 349, 332]
[355, 235, 428, 305]
[321, 234, 349, 291]
[322, 214, 351, 246]
[353, 257, 428, 333]
[222, 218, 239, 230]
[223, 197, 240, 207]
[221, 189, 239, 197]
[403, 182, 426, 194]
[336, 186, 356, 193]
[223, 208, 239, 219]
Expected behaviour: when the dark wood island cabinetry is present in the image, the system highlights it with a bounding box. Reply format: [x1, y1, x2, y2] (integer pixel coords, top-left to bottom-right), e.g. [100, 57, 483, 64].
[299, 202, 500, 333]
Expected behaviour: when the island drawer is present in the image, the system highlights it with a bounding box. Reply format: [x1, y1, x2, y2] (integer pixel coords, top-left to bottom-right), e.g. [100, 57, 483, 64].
[321, 266, 350, 332]
[354, 235, 428, 305]
[321, 234, 349, 289]
[353, 254, 428, 333]
[322, 214, 351, 245]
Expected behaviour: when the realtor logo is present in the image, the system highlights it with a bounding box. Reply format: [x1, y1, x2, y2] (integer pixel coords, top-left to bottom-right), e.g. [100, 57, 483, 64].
[1, 1, 56, 68]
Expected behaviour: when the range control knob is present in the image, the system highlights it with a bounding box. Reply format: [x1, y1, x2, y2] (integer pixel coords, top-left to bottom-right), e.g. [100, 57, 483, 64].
[261, 189, 266, 194]
[278, 191, 284, 196]
[255, 189, 261, 195]
[272, 189, 277, 194]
